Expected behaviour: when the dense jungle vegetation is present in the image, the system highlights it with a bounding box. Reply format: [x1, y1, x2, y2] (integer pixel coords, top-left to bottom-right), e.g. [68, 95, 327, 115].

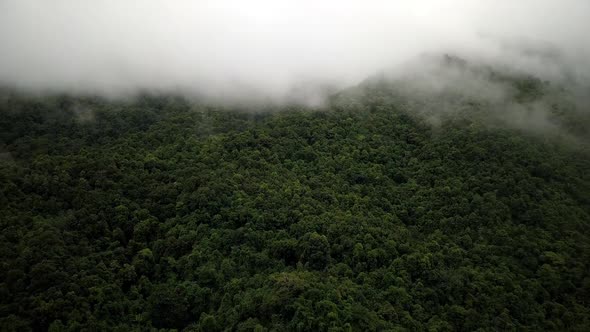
[1, 63, 590, 331]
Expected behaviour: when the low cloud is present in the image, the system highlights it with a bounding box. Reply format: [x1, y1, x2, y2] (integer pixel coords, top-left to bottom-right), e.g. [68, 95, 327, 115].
[0, 1, 589, 103]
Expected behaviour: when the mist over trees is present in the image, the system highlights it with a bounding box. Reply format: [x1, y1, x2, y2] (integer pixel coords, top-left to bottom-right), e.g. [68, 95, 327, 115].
[1, 1, 590, 331]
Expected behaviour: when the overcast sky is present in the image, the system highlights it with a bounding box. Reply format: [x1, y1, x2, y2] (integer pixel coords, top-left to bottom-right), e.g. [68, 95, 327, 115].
[0, 0, 588, 100]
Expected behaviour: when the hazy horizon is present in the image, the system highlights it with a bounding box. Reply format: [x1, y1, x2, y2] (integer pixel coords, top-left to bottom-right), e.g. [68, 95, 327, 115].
[1, 1, 589, 102]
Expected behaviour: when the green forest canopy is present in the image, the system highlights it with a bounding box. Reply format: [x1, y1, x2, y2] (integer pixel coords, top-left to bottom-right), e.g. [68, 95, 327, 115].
[1, 67, 589, 331]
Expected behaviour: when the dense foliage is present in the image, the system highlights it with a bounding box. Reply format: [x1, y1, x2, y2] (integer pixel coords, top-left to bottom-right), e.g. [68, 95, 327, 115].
[1, 70, 590, 331]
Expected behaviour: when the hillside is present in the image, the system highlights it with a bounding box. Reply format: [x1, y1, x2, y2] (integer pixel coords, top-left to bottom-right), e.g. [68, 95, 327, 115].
[1, 64, 590, 330]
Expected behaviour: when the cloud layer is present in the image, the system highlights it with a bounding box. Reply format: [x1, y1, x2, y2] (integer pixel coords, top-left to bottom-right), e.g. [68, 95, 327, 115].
[1, 0, 589, 101]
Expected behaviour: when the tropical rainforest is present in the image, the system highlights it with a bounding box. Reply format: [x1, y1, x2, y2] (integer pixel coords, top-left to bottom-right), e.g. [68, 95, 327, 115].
[1, 58, 589, 331]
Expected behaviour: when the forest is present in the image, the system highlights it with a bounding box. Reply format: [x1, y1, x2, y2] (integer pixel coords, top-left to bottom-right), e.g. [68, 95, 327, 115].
[1, 61, 590, 331]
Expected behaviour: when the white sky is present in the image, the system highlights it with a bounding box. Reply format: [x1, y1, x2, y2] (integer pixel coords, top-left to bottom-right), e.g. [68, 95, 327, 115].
[0, 0, 588, 99]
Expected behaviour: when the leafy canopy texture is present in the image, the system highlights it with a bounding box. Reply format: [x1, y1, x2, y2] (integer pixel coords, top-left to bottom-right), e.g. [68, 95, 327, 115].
[0, 70, 589, 331]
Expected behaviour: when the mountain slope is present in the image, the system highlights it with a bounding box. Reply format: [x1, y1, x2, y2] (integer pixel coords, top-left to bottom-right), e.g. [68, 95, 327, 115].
[1, 64, 590, 330]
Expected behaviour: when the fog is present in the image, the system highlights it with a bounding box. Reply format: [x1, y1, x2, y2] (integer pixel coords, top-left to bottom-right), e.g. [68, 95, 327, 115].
[0, 0, 589, 102]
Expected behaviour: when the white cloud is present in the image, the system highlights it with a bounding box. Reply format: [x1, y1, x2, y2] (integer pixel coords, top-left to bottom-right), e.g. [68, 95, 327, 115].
[0, 0, 588, 100]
